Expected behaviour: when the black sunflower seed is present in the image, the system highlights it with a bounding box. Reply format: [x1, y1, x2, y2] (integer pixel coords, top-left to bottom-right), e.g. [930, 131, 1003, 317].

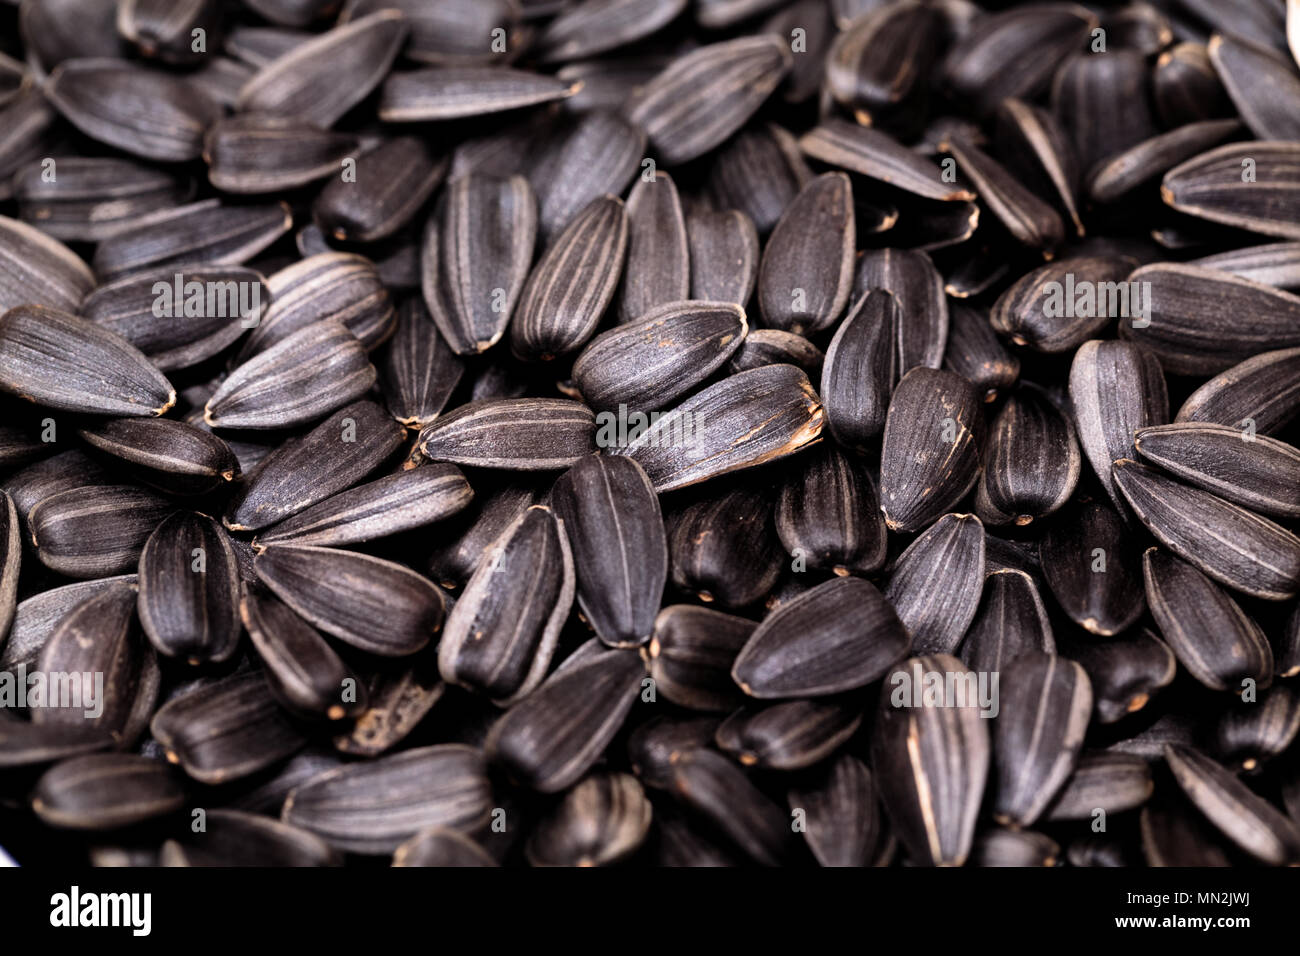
[15, 156, 194, 243]
[162, 809, 340, 867]
[1140, 796, 1234, 867]
[393, 827, 497, 868]
[617, 171, 689, 324]
[991, 257, 1139, 353]
[1165, 744, 1300, 866]
[283, 744, 493, 855]
[225, 25, 313, 66]
[1161, 141, 1300, 242]
[757, 172, 856, 335]
[885, 512, 985, 656]
[0, 90, 60, 205]
[871, 654, 990, 867]
[205, 321, 375, 430]
[0, 215, 95, 315]
[668, 484, 784, 609]
[1213, 685, 1300, 773]
[1280, 604, 1300, 679]
[237, 10, 409, 128]
[421, 174, 536, 357]
[79, 418, 239, 496]
[0, 490, 17, 643]
[687, 209, 759, 307]
[668, 748, 794, 866]
[378, 66, 578, 122]
[526, 772, 653, 867]
[826, 0, 945, 125]
[1118, 461, 1300, 601]
[83, 266, 268, 372]
[1143, 547, 1275, 691]
[45, 59, 220, 162]
[1208, 32, 1300, 141]
[138, 512, 241, 665]
[729, 328, 824, 378]
[776, 444, 886, 577]
[438, 505, 574, 703]
[92, 199, 294, 282]
[255, 544, 444, 657]
[1154, 41, 1233, 128]
[1, 576, 136, 672]
[708, 123, 811, 235]
[968, 828, 1059, 867]
[942, 302, 1020, 402]
[942, 135, 1064, 252]
[990, 651, 1091, 827]
[313, 137, 447, 244]
[1191, 241, 1300, 289]
[1052, 49, 1157, 177]
[529, 111, 644, 239]
[612, 364, 825, 492]
[1176, 346, 1300, 436]
[959, 569, 1056, 675]
[646, 605, 754, 712]
[716, 697, 863, 771]
[627, 37, 791, 167]
[733, 576, 909, 698]
[225, 400, 405, 531]
[379, 299, 465, 428]
[786, 754, 885, 868]
[975, 384, 1080, 526]
[762, 0, 833, 103]
[1059, 628, 1177, 724]
[241, 588, 367, 722]
[118, 0, 221, 65]
[552, 455, 665, 648]
[0, 721, 114, 770]
[536, 0, 686, 62]
[626, 714, 719, 790]
[486, 645, 645, 792]
[1040, 498, 1146, 636]
[30, 485, 175, 579]
[1068, 339, 1169, 513]
[993, 98, 1084, 237]
[1087, 119, 1243, 205]
[572, 301, 747, 413]
[879, 367, 984, 533]
[419, 398, 595, 470]
[800, 119, 975, 203]
[32, 754, 184, 831]
[333, 659, 445, 757]
[150, 669, 307, 784]
[854, 247, 948, 379]
[203, 114, 357, 195]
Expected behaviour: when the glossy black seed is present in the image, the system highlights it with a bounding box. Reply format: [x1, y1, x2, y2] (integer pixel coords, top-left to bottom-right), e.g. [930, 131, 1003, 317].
[668, 484, 784, 610]
[959, 569, 1056, 675]
[886, 513, 985, 656]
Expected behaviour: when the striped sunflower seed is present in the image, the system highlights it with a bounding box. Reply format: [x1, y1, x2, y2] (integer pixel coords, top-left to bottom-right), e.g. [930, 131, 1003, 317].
[535, 0, 686, 62]
[1161, 142, 1300, 241]
[162, 809, 340, 867]
[379, 66, 577, 122]
[1064, 627, 1177, 724]
[993, 98, 1084, 237]
[393, 827, 497, 868]
[1208, 32, 1300, 140]
[419, 398, 596, 470]
[854, 248, 948, 380]
[333, 659, 445, 757]
[0, 490, 17, 645]
[786, 754, 886, 868]
[1, 576, 136, 673]
[526, 772, 653, 867]
[942, 135, 1064, 252]
[255, 544, 444, 657]
[137, 512, 241, 665]
[0, 215, 95, 315]
[959, 568, 1056, 674]
[1052, 49, 1157, 177]
[618, 171, 689, 324]
[529, 111, 644, 239]
[942, 302, 1019, 403]
[991, 257, 1138, 352]
[826, 0, 945, 125]
[646, 605, 754, 712]
[79, 418, 239, 496]
[31, 485, 175, 579]
[118, 0, 221, 64]
[204, 113, 358, 194]
[885, 512, 986, 656]
[729, 328, 824, 378]
[716, 697, 863, 771]
[1213, 685, 1300, 772]
[32, 754, 184, 831]
[776, 445, 886, 577]
[1040, 498, 1146, 636]
[315, 137, 447, 243]
[626, 714, 719, 790]
[968, 828, 1060, 867]
[0, 721, 114, 770]
[1176, 346, 1300, 436]
[1191, 241, 1300, 289]
[380, 298, 465, 428]
[708, 123, 811, 235]
[687, 209, 759, 308]
[1154, 41, 1232, 127]
[975, 384, 1080, 526]
[668, 748, 794, 866]
[800, 118, 975, 202]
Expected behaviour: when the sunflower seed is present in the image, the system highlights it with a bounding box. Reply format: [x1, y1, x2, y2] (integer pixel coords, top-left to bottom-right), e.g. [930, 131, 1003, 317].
[1066, 628, 1177, 724]
[709, 123, 812, 235]
[79, 419, 239, 496]
[225, 25, 314, 66]
[729, 328, 824, 378]
[776, 445, 885, 577]
[255, 544, 444, 657]
[1177, 347, 1300, 436]
[150, 670, 307, 784]
[645, 605, 754, 711]
[871, 653, 990, 867]
[785, 754, 884, 868]
[0, 90, 60, 205]
[628, 37, 791, 167]
[45, 59, 220, 162]
[393, 826, 497, 867]
[1142, 547, 1275, 690]
[1280, 604, 1300, 679]
[991, 257, 1139, 352]
[425, 482, 540, 588]
[1190, 242, 1300, 289]
[572, 300, 747, 413]
[334, 659, 445, 757]
[734, 576, 909, 698]
[1140, 796, 1235, 867]
[162, 809, 340, 867]
[626, 714, 719, 789]
[884, 512, 985, 656]
[0, 491, 17, 645]
[1, 576, 136, 672]
[800, 119, 975, 203]
[617, 172, 689, 324]
[1040, 499, 1145, 636]
[1165, 744, 1300, 865]
[1052, 49, 1158, 179]
[0, 215, 95, 315]
[1068, 339, 1169, 512]
[15, 156, 194, 243]
[204, 113, 358, 194]
[879, 368, 984, 533]
[975, 385, 1080, 526]
[313, 137, 446, 243]
[486, 646, 645, 792]
[536, 0, 685, 62]
[30, 485, 174, 579]
[92, 199, 294, 282]
[1088, 119, 1243, 205]
[613, 364, 825, 492]
[1154, 42, 1233, 128]
[968, 828, 1060, 867]
[1119, 461, 1300, 600]
[854, 248, 948, 377]
[1162, 142, 1300, 242]
[687, 209, 759, 308]
[419, 398, 595, 470]
[668, 748, 793, 866]
[510, 195, 626, 361]
[993, 98, 1084, 236]
[283, 744, 492, 855]
[0, 721, 114, 770]
[1208, 32, 1300, 141]
[526, 772, 652, 867]
[205, 321, 375, 430]
[716, 697, 862, 771]
[237, 10, 409, 127]
[379, 66, 578, 122]
[942, 135, 1064, 252]
[942, 302, 1019, 403]
[379, 299, 465, 428]
[990, 651, 1091, 827]
[32, 754, 184, 831]
[959, 568, 1056, 674]
[826, 0, 944, 124]
[1213, 685, 1300, 772]
[530, 111, 644, 239]
[668, 484, 783, 609]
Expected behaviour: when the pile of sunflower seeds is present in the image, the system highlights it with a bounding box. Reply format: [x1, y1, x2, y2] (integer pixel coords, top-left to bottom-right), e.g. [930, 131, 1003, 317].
[1, 0, 1300, 868]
